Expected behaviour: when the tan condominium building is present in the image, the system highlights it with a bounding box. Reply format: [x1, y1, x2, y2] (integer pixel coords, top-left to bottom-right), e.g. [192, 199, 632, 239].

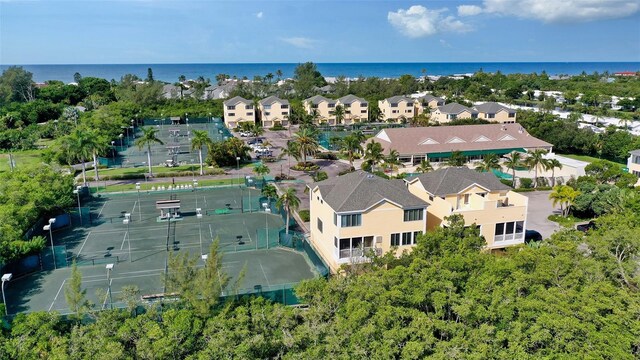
[308, 171, 428, 273]
[304, 95, 337, 125]
[628, 149, 640, 186]
[431, 103, 478, 124]
[406, 167, 529, 249]
[415, 94, 445, 115]
[337, 94, 368, 124]
[223, 96, 255, 129]
[378, 96, 415, 123]
[258, 96, 290, 128]
[472, 102, 517, 123]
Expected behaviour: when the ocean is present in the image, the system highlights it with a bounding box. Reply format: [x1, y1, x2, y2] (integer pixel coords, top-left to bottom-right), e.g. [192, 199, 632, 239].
[1, 62, 639, 83]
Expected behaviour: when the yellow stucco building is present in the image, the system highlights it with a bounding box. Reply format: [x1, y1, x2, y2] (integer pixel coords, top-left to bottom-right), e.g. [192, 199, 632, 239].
[378, 96, 415, 123]
[628, 150, 640, 187]
[223, 96, 255, 129]
[258, 96, 290, 128]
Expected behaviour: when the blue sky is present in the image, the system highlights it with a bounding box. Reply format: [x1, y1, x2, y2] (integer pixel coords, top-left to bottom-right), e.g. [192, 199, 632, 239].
[1, 0, 639, 64]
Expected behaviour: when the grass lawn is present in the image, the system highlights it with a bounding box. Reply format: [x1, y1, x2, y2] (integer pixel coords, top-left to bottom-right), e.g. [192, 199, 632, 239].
[89, 178, 239, 193]
[559, 154, 625, 169]
[548, 214, 591, 228]
[99, 164, 201, 177]
[0, 150, 45, 172]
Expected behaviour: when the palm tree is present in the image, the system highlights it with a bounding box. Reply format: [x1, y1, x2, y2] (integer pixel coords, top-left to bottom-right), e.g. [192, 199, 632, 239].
[363, 141, 385, 172]
[276, 69, 283, 82]
[250, 123, 263, 143]
[334, 105, 345, 125]
[261, 183, 278, 209]
[87, 130, 109, 182]
[341, 134, 362, 169]
[504, 151, 523, 186]
[276, 187, 300, 235]
[385, 149, 402, 175]
[281, 141, 300, 177]
[135, 127, 164, 176]
[416, 159, 433, 173]
[549, 185, 580, 217]
[293, 127, 319, 165]
[474, 153, 501, 173]
[191, 130, 211, 176]
[525, 149, 549, 188]
[253, 163, 270, 178]
[546, 158, 563, 187]
[445, 150, 466, 167]
[63, 129, 92, 185]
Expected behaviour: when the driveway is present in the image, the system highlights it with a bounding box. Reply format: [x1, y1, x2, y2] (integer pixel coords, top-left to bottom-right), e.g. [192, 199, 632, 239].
[522, 190, 561, 239]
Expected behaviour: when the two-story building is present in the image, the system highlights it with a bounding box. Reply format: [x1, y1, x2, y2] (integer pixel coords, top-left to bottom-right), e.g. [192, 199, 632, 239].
[431, 103, 478, 124]
[405, 167, 529, 249]
[415, 94, 445, 115]
[223, 96, 255, 129]
[258, 96, 290, 128]
[304, 95, 337, 125]
[472, 102, 517, 123]
[378, 96, 415, 123]
[337, 95, 368, 124]
[308, 171, 428, 272]
[628, 149, 640, 187]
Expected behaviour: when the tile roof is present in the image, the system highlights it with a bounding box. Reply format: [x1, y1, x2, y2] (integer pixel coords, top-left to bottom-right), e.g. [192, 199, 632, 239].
[259, 95, 289, 106]
[312, 171, 428, 212]
[223, 96, 252, 106]
[305, 95, 336, 105]
[368, 123, 552, 156]
[473, 102, 515, 114]
[437, 103, 477, 115]
[338, 94, 367, 104]
[408, 167, 511, 196]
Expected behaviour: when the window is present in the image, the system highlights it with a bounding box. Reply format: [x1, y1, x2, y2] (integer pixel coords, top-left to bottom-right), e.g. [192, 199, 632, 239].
[401, 232, 412, 245]
[428, 195, 434, 201]
[264, 105, 271, 110]
[448, 114, 458, 120]
[247, 112, 253, 116]
[361, 103, 368, 107]
[341, 214, 361, 227]
[227, 105, 236, 110]
[391, 233, 400, 246]
[407, 102, 414, 107]
[464, 194, 470, 205]
[312, 104, 318, 109]
[494, 221, 525, 242]
[361, 110, 367, 114]
[228, 113, 235, 116]
[281, 105, 289, 109]
[391, 103, 398, 107]
[265, 112, 271, 116]
[488, 113, 495, 119]
[405, 109, 413, 113]
[471, 114, 478, 119]
[282, 112, 288, 115]
[413, 231, 422, 243]
[245, 105, 253, 110]
[508, 113, 515, 118]
[404, 209, 423, 222]
[344, 104, 351, 108]
[317, 219, 323, 233]
[334, 237, 338, 248]
[328, 104, 335, 108]
[392, 110, 399, 114]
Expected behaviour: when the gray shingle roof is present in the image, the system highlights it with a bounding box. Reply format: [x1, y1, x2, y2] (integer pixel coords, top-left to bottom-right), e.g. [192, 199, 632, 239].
[338, 94, 366, 104]
[630, 149, 640, 156]
[305, 95, 335, 105]
[259, 95, 289, 106]
[313, 171, 428, 212]
[224, 96, 252, 106]
[437, 103, 477, 115]
[419, 94, 444, 103]
[409, 167, 511, 197]
[473, 102, 515, 114]
[384, 96, 413, 104]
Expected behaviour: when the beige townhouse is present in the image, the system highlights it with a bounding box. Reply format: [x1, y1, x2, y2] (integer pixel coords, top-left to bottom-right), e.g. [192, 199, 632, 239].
[472, 102, 517, 123]
[258, 96, 290, 128]
[308, 171, 428, 273]
[431, 103, 478, 124]
[223, 96, 255, 129]
[415, 94, 445, 115]
[628, 150, 640, 187]
[336, 94, 368, 124]
[378, 96, 415, 123]
[304, 95, 337, 125]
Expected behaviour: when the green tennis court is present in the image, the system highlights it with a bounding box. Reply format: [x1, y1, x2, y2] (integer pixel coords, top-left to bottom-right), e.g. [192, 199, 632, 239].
[4, 186, 324, 314]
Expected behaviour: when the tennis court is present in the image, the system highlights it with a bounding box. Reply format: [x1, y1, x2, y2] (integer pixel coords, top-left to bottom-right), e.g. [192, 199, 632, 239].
[5, 186, 324, 314]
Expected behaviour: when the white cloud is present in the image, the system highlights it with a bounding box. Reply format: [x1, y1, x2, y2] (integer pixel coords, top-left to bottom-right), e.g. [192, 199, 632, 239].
[466, 0, 640, 22]
[457, 5, 483, 16]
[439, 39, 452, 48]
[388, 5, 472, 38]
[280, 37, 316, 49]
[256, 11, 263, 19]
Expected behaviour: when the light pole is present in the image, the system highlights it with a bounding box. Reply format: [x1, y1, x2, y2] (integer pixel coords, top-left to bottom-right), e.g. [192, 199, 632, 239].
[43, 218, 56, 269]
[123, 215, 131, 262]
[193, 179, 198, 208]
[2, 273, 13, 316]
[123, 126, 129, 145]
[208, 112, 212, 123]
[196, 208, 203, 255]
[135, 183, 141, 221]
[111, 140, 115, 159]
[119, 133, 124, 147]
[236, 157, 240, 186]
[73, 186, 82, 225]
[263, 203, 270, 249]
[129, 125, 134, 143]
[105, 263, 114, 310]
[201, 254, 208, 278]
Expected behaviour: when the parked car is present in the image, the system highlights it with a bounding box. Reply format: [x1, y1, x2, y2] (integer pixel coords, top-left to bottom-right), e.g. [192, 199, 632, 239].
[524, 229, 542, 243]
[239, 131, 251, 137]
[576, 221, 596, 233]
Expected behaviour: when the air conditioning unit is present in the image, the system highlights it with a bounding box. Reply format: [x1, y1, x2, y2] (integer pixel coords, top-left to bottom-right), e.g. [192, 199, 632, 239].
[375, 236, 383, 244]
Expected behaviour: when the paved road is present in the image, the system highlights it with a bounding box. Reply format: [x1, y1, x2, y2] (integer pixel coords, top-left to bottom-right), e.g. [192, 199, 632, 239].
[522, 190, 560, 239]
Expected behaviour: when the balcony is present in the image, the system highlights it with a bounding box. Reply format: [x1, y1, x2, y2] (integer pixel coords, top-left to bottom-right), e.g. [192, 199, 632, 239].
[338, 247, 380, 259]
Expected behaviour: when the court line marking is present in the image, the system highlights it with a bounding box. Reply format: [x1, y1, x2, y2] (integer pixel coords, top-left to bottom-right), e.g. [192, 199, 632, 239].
[97, 202, 108, 218]
[259, 261, 271, 287]
[49, 279, 66, 312]
[209, 224, 214, 239]
[131, 200, 138, 215]
[120, 231, 128, 250]
[76, 231, 92, 256]
[101, 279, 113, 310]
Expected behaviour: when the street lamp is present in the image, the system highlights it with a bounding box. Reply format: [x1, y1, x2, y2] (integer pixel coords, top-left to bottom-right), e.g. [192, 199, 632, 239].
[111, 140, 115, 158]
[135, 183, 141, 221]
[2, 273, 13, 316]
[119, 133, 124, 147]
[196, 208, 203, 255]
[236, 157, 240, 186]
[43, 218, 56, 269]
[105, 264, 114, 310]
[263, 203, 270, 249]
[123, 215, 131, 262]
[73, 186, 82, 225]
[129, 125, 134, 143]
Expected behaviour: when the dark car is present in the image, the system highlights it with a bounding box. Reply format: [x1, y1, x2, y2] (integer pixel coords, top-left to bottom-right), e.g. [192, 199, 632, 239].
[524, 229, 542, 243]
[576, 221, 596, 233]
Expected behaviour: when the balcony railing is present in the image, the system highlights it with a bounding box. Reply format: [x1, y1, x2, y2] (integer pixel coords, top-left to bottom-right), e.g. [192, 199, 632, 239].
[338, 247, 378, 259]
[494, 232, 524, 242]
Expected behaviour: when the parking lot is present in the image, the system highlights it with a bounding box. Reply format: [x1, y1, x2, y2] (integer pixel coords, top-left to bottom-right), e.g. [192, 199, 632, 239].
[522, 191, 560, 239]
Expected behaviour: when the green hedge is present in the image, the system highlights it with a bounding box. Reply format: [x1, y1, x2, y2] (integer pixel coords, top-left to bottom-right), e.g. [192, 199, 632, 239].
[85, 168, 225, 181]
